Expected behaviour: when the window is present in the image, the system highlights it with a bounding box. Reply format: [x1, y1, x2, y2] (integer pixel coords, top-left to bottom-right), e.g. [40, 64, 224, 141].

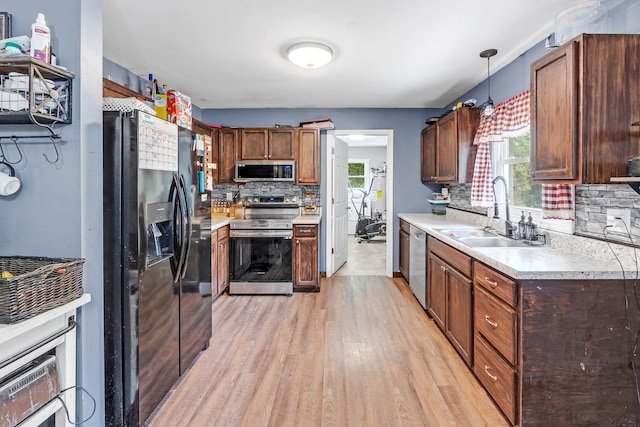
[348, 159, 369, 191]
[493, 130, 541, 210]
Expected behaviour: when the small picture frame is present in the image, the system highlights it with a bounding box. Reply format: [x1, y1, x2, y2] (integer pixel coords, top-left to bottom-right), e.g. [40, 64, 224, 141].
[0, 12, 12, 40]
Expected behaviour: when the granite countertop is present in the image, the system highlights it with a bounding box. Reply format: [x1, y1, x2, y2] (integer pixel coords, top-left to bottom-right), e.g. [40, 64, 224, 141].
[399, 211, 636, 281]
[293, 207, 322, 225]
[210, 216, 231, 230]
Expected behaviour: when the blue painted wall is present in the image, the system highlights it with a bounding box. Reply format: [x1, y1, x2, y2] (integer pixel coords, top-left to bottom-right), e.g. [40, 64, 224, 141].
[0, 2, 105, 425]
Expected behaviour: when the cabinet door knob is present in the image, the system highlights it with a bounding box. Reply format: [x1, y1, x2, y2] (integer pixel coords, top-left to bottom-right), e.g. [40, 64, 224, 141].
[485, 277, 498, 288]
[484, 315, 498, 329]
[484, 365, 498, 382]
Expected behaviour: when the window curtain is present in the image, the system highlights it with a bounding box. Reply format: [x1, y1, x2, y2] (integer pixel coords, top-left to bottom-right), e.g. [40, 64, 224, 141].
[470, 90, 573, 219]
[470, 90, 531, 207]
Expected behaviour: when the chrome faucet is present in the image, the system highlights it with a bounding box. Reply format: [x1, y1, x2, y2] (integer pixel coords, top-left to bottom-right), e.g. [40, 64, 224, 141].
[491, 175, 515, 238]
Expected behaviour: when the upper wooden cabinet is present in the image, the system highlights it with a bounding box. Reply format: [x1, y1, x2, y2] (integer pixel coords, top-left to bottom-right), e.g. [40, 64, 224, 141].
[240, 128, 296, 160]
[219, 128, 239, 183]
[420, 125, 437, 182]
[421, 107, 480, 184]
[530, 33, 640, 184]
[296, 128, 320, 185]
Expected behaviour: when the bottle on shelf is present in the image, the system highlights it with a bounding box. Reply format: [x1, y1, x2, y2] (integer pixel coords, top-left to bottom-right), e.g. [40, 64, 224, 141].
[30, 13, 51, 63]
[145, 73, 155, 100]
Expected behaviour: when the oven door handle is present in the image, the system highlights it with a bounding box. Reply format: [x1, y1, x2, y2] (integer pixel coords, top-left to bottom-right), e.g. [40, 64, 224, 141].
[230, 230, 293, 238]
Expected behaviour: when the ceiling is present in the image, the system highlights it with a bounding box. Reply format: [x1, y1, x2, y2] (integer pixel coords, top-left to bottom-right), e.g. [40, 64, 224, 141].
[103, 0, 578, 109]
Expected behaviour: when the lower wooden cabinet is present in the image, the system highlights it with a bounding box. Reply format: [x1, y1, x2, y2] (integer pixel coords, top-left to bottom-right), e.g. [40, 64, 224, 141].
[473, 262, 519, 424]
[399, 219, 410, 281]
[217, 226, 229, 294]
[211, 225, 229, 298]
[293, 224, 319, 291]
[427, 237, 473, 365]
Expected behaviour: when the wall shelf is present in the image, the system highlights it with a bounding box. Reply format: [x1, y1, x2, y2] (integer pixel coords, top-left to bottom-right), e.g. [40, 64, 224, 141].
[0, 57, 74, 126]
[610, 177, 640, 194]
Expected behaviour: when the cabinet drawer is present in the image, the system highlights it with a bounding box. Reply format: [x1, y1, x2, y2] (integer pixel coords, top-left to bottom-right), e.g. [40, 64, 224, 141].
[474, 285, 517, 365]
[428, 237, 472, 277]
[474, 262, 516, 308]
[217, 225, 229, 240]
[474, 335, 517, 425]
[400, 219, 410, 234]
[294, 225, 317, 238]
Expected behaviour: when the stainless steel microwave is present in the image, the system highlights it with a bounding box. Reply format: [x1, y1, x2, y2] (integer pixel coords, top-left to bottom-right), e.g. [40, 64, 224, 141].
[234, 160, 296, 182]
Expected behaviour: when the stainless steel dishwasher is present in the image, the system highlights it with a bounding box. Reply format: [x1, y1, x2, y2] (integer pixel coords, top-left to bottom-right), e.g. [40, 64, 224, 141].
[409, 225, 427, 309]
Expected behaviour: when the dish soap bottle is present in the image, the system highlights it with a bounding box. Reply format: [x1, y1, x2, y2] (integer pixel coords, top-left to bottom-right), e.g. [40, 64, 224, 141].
[518, 211, 526, 240]
[30, 13, 51, 63]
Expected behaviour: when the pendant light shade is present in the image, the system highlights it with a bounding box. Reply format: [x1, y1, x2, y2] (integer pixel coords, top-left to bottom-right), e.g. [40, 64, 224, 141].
[287, 42, 333, 69]
[480, 48, 498, 116]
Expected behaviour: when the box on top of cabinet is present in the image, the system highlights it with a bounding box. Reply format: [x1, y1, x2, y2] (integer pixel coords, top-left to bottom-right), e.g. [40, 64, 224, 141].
[167, 89, 192, 130]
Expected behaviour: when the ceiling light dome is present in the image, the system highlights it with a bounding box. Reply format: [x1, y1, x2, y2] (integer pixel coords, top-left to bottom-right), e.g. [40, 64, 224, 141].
[287, 42, 333, 69]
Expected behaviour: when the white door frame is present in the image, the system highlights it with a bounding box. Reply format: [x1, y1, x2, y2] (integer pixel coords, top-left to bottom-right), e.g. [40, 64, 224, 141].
[325, 129, 394, 277]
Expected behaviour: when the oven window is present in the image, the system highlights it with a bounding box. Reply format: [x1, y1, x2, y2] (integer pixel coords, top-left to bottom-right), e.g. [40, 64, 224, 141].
[230, 236, 293, 282]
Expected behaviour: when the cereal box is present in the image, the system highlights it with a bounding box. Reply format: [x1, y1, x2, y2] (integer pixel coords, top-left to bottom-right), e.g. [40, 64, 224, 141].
[167, 90, 192, 130]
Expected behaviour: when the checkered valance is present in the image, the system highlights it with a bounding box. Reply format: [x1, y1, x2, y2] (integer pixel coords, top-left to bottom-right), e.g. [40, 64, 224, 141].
[473, 90, 531, 145]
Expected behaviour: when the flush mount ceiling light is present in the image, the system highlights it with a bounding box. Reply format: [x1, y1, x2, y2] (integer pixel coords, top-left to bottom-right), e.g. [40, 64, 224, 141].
[287, 42, 333, 69]
[480, 48, 498, 116]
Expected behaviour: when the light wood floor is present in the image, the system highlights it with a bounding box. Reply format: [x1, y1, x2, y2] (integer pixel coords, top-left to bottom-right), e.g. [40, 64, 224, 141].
[335, 235, 386, 276]
[147, 276, 508, 427]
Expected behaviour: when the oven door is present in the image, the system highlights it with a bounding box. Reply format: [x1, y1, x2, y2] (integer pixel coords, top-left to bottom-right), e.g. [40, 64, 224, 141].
[229, 229, 293, 295]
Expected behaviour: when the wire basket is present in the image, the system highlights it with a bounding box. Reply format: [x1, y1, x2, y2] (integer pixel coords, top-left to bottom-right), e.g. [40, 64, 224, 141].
[0, 256, 84, 324]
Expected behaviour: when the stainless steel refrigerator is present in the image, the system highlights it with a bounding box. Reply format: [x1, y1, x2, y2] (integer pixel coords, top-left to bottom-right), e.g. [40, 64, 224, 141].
[103, 110, 212, 426]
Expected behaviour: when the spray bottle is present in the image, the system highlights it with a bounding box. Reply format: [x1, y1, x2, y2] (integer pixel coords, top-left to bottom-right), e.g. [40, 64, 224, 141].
[30, 13, 51, 63]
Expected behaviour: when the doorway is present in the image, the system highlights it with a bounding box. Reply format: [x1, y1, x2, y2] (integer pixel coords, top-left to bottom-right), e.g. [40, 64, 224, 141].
[325, 130, 393, 277]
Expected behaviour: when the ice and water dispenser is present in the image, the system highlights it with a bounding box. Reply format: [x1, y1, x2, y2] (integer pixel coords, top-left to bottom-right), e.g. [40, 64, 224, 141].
[146, 202, 174, 266]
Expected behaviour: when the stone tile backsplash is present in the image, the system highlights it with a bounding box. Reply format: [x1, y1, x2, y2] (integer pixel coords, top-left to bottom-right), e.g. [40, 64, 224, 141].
[211, 182, 320, 205]
[447, 183, 488, 215]
[575, 184, 640, 245]
[447, 182, 640, 246]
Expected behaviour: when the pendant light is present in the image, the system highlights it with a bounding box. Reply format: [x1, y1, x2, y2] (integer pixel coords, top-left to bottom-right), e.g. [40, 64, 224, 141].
[480, 48, 498, 116]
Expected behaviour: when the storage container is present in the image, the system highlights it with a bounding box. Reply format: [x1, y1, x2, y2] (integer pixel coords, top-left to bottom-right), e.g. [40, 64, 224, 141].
[0, 256, 84, 323]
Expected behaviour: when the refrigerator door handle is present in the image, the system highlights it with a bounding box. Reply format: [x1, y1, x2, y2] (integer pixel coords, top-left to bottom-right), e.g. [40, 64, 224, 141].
[178, 174, 192, 280]
[169, 174, 184, 283]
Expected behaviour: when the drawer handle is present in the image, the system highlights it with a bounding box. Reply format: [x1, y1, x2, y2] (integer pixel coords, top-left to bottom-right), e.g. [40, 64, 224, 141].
[485, 277, 498, 288]
[484, 315, 498, 329]
[440, 265, 446, 272]
[484, 365, 498, 382]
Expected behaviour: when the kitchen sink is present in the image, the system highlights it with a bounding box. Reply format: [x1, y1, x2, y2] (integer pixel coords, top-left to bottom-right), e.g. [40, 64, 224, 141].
[455, 236, 533, 248]
[436, 228, 497, 239]
[435, 228, 538, 248]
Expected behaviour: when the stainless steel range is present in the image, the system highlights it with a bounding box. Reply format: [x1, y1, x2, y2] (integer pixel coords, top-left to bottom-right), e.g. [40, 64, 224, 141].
[229, 196, 299, 295]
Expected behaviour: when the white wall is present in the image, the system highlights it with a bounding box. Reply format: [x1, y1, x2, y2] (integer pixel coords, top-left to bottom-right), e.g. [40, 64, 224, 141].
[348, 145, 387, 217]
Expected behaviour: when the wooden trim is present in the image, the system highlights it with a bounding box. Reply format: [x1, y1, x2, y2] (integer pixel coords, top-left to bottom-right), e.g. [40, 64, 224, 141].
[103, 77, 148, 100]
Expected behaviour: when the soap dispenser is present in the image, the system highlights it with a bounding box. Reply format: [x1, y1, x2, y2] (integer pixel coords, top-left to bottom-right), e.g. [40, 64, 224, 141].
[526, 212, 536, 240]
[518, 211, 526, 240]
